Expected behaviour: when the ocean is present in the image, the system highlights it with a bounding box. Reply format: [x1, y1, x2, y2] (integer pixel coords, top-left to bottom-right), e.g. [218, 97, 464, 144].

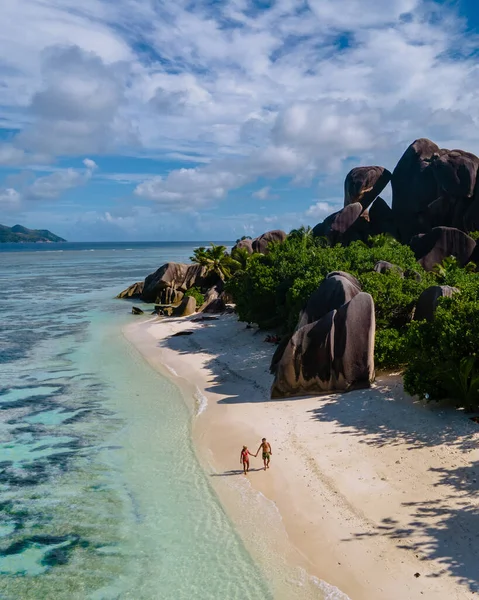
[0, 241, 349, 600]
[0, 241, 278, 600]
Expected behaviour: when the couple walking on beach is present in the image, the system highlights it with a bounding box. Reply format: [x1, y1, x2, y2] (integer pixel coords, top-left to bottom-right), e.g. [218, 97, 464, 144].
[240, 438, 272, 474]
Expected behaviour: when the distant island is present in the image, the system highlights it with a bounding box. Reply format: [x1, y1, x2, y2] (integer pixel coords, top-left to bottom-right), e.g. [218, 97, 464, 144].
[0, 224, 66, 243]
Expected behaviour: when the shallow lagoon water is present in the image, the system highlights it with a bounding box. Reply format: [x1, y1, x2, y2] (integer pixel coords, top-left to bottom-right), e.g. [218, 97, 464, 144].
[0, 243, 275, 599]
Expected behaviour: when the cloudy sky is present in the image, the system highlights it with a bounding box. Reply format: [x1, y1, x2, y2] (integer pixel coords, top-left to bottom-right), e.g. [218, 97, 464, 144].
[0, 0, 478, 241]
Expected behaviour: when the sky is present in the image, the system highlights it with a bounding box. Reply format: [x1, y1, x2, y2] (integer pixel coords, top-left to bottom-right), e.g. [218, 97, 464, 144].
[1, 0, 479, 241]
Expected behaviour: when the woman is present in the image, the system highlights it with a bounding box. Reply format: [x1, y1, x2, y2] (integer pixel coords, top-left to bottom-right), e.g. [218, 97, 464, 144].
[240, 445, 254, 474]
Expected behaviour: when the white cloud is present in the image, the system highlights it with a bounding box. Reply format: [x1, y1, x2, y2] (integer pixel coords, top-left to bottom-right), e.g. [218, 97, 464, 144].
[0, 160, 98, 211]
[307, 0, 418, 29]
[83, 158, 98, 171]
[134, 145, 304, 209]
[253, 186, 271, 200]
[305, 201, 335, 220]
[1, 0, 479, 234]
[27, 169, 85, 199]
[0, 188, 22, 211]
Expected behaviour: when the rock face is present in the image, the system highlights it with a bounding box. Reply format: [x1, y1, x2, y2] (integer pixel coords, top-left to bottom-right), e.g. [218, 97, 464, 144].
[271, 293, 375, 398]
[368, 197, 397, 237]
[344, 166, 391, 210]
[373, 261, 404, 276]
[271, 271, 361, 375]
[312, 202, 365, 244]
[431, 150, 479, 200]
[296, 273, 361, 330]
[117, 281, 144, 299]
[232, 238, 254, 254]
[409, 226, 477, 271]
[326, 271, 361, 288]
[308, 138, 479, 250]
[141, 263, 209, 304]
[414, 285, 458, 322]
[200, 298, 226, 314]
[203, 285, 221, 303]
[391, 138, 441, 242]
[172, 296, 197, 317]
[232, 231, 287, 255]
[251, 230, 287, 254]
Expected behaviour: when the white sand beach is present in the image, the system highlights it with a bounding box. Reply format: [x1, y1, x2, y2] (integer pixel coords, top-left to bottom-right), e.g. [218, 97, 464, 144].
[125, 314, 479, 600]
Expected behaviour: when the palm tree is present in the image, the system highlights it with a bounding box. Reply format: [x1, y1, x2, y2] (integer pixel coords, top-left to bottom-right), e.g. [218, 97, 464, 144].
[288, 225, 312, 240]
[190, 243, 233, 280]
[230, 246, 251, 270]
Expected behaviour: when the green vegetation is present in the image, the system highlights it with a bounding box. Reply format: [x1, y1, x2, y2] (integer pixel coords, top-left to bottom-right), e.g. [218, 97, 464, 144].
[189, 233, 479, 410]
[226, 233, 433, 362]
[184, 287, 205, 306]
[190, 243, 240, 280]
[0, 223, 66, 243]
[403, 257, 479, 410]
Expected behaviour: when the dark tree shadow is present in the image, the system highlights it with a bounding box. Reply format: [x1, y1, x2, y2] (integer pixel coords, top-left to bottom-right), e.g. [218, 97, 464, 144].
[308, 382, 478, 453]
[159, 315, 279, 403]
[159, 315, 479, 592]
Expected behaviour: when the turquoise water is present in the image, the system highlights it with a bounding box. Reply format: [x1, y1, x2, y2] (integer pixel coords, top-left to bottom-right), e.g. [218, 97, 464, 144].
[0, 243, 274, 599]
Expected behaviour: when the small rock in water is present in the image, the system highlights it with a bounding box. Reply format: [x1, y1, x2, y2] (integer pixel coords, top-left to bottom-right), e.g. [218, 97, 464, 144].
[131, 306, 144, 315]
[191, 316, 219, 322]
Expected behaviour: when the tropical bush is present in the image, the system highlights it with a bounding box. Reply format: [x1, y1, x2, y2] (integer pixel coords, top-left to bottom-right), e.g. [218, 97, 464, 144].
[404, 292, 479, 410]
[184, 287, 205, 306]
[193, 232, 479, 409]
[190, 243, 240, 280]
[226, 234, 432, 367]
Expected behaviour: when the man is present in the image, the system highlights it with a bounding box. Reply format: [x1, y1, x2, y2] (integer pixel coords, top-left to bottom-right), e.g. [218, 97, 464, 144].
[256, 438, 272, 470]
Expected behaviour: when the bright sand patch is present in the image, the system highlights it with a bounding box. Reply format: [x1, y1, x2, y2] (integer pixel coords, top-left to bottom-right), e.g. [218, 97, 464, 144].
[124, 314, 479, 600]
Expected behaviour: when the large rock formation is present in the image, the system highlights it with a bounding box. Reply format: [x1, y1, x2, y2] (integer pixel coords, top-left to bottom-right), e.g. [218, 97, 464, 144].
[344, 166, 391, 210]
[431, 150, 479, 200]
[172, 296, 197, 317]
[232, 238, 254, 254]
[232, 230, 287, 255]
[312, 202, 365, 244]
[409, 227, 476, 271]
[141, 262, 209, 304]
[117, 281, 144, 299]
[414, 285, 459, 322]
[271, 293, 375, 398]
[368, 197, 397, 237]
[200, 298, 226, 314]
[251, 230, 287, 254]
[326, 271, 361, 287]
[373, 261, 404, 276]
[391, 138, 441, 242]
[308, 138, 479, 251]
[296, 273, 361, 330]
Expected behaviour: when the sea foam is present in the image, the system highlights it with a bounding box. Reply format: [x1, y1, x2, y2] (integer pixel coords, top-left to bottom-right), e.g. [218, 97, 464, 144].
[194, 386, 208, 415]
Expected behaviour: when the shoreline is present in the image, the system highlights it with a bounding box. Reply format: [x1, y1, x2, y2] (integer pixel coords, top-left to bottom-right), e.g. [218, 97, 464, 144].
[124, 313, 479, 600]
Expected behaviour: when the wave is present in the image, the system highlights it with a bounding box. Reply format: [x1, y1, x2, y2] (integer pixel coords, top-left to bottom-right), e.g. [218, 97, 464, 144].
[165, 364, 178, 377]
[194, 386, 208, 415]
[310, 576, 352, 600]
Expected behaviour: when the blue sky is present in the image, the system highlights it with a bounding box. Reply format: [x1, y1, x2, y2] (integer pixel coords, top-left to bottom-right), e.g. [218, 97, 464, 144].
[1, 0, 479, 241]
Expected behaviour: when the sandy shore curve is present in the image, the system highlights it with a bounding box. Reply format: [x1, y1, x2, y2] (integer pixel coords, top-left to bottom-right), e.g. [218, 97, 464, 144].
[124, 313, 479, 600]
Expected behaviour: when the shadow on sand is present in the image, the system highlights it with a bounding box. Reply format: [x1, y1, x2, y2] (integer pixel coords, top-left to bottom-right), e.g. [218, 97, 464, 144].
[160, 316, 479, 593]
[210, 468, 264, 477]
[308, 385, 479, 593]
